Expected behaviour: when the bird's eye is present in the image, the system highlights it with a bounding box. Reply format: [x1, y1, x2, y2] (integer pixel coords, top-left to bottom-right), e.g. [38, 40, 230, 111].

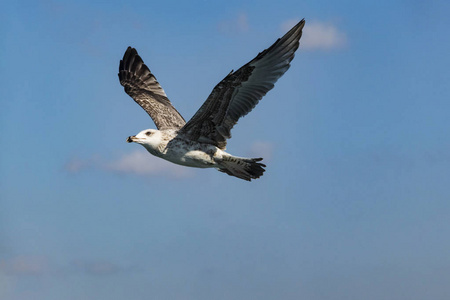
[145, 131, 152, 136]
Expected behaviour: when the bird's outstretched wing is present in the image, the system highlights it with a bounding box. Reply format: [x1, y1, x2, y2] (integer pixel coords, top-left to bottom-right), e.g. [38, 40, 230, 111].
[179, 19, 305, 149]
[118, 47, 186, 130]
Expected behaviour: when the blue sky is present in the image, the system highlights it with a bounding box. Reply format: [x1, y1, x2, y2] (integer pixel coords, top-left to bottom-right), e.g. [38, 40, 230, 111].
[1, 0, 450, 299]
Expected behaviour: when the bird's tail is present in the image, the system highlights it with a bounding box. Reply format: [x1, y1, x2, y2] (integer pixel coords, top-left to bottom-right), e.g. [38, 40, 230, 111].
[217, 156, 266, 181]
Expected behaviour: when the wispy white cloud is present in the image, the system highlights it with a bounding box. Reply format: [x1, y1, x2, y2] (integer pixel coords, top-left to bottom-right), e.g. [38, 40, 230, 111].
[65, 150, 193, 179]
[105, 150, 193, 178]
[0, 256, 50, 276]
[1, 256, 136, 279]
[282, 19, 347, 50]
[218, 12, 249, 35]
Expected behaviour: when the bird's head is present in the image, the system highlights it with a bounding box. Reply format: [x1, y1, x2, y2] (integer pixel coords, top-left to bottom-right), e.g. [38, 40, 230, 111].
[126, 129, 161, 148]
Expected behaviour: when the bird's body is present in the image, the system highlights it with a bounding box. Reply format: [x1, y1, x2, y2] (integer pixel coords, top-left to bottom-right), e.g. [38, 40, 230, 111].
[129, 129, 220, 168]
[119, 19, 305, 181]
[128, 128, 265, 180]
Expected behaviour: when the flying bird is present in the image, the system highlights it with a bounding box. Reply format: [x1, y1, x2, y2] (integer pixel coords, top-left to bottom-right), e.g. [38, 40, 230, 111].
[119, 19, 305, 181]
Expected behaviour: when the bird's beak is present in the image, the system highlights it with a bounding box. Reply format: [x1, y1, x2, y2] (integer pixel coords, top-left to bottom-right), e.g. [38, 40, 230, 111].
[126, 136, 136, 143]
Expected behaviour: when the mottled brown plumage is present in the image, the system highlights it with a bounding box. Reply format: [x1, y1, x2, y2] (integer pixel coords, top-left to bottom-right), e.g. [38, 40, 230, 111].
[119, 47, 186, 130]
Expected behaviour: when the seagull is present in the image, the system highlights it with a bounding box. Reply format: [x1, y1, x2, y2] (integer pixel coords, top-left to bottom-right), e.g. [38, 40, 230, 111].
[119, 20, 305, 181]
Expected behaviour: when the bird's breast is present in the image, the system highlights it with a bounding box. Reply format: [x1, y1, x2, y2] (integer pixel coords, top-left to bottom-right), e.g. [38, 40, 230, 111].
[160, 138, 219, 168]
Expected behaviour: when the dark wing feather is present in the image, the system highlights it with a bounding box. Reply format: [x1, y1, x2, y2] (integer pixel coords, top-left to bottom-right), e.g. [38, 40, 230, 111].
[179, 19, 305, 149]
[118, 47, 186, 130]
